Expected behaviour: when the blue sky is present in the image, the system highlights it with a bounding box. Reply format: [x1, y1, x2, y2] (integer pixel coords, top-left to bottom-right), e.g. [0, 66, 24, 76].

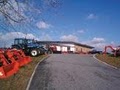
[0, 0, 120, 50]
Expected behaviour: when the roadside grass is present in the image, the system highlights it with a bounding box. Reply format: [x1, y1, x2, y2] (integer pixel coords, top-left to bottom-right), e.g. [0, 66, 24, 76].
[0, 55, 47, 90]
[96, 54, 120, 68]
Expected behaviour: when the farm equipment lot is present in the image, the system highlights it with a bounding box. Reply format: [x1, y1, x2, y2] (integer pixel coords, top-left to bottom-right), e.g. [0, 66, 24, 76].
[0, 55, 46, 90]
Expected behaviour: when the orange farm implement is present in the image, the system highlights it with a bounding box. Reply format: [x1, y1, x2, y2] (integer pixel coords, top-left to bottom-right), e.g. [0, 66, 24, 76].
[0, 49, 31, 79]
[104, 45, 120, 57]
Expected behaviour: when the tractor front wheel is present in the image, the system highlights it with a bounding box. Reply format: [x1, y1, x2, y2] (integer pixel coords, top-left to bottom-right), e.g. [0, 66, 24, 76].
[30, 49, 38, 57]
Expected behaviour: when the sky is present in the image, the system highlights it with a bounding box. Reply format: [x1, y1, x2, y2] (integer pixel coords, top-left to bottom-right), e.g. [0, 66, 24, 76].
[0, 0, 120, 50]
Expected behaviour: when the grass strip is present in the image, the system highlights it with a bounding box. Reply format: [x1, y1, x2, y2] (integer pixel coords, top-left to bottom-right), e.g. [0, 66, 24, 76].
[96, 54, 120, 68]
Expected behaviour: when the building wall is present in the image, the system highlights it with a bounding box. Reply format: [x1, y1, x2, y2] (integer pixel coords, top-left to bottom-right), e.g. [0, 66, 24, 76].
[62, 47, 67, 52]
[38, 42, 93, 54]
[70, 47, 76, 52]
[56, 46, 61, 51]
[50, 44, 92, 53]
[74, 45, 92, 53]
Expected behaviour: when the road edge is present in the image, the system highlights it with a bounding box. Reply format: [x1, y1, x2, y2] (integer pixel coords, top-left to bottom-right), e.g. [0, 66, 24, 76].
[26, 55, 50, 90]
[93, 54, 118, 69]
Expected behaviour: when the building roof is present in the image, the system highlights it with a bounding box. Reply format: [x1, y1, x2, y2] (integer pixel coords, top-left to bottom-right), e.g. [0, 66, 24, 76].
[37, 41, 94, 49]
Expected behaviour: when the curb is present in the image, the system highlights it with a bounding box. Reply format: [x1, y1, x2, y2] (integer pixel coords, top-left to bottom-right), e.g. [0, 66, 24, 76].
[93, 54, 118, 69]
[26, 55, 50, 90]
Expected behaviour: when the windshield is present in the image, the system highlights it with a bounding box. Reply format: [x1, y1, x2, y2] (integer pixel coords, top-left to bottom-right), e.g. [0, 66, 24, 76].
[27, 39, 34, 44]
[14, 39, 24, 44]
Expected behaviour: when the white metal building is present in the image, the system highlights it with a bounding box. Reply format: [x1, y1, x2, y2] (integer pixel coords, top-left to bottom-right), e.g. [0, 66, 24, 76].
[37, 41, 94, 54]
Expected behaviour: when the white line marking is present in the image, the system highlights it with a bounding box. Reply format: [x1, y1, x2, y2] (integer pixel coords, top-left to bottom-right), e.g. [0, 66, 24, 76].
[26, 55, 50, 90]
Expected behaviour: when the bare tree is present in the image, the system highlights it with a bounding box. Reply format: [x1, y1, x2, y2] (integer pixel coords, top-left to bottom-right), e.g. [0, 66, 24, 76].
[0, 0, 25, 23]
[0, 0, 61, 24]
[0, 0, 61, 47]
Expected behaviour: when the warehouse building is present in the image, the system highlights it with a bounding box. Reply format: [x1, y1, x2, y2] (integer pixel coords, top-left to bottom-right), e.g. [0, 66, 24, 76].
[37, 41, 94, 54]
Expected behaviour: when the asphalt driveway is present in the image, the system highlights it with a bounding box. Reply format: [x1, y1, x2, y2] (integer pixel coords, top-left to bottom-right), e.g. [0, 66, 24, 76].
[28, 54, 120, 90]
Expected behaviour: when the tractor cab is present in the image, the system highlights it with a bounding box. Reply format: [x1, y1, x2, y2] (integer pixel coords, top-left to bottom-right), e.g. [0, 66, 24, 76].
[14, 38, 35, 45]
[13, 38, 38, 49]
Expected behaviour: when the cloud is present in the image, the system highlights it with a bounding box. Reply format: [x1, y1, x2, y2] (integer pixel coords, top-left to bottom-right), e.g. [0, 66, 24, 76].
[83, 37, 107, 50]
[0, 32, 39, 47]
[87, 13, 97, 19]
[60, 34, 79, 42]
[36, 21, 52, 29]
[78, 30, 85, 34]
[91, 37, 105, 44]
[40, 33, 52, 41]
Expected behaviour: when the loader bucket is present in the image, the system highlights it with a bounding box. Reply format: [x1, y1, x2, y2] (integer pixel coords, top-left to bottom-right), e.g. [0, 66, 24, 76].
[23, 56, 32, 65]
[0, 62, 19, 78]
[5, 49, 31, 67]
[0, 53, 19, 79]
[16, 56, 31, 67]
[12, 49, 32, 65]
[5, 50, 24, 67]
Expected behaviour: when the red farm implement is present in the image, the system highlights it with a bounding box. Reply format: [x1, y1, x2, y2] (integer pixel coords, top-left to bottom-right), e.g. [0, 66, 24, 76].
[0, 51, 19, 78]
[104, 45, 120, 57]
[5, 49, 31, 67]
[0, 49, 31, 79]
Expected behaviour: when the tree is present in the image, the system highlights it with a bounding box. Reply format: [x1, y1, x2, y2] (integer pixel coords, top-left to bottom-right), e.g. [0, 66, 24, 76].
[0, 0, 61, 23]
[0, 0, 61, 47]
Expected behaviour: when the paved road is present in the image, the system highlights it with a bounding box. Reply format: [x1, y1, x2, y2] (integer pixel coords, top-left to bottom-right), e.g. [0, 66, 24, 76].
[29, 54, 120, 90]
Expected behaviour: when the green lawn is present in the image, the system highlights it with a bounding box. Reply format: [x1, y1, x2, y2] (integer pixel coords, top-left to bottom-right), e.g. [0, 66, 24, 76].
[96, 54, 120, 68]
[0, 55, 47, 90]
